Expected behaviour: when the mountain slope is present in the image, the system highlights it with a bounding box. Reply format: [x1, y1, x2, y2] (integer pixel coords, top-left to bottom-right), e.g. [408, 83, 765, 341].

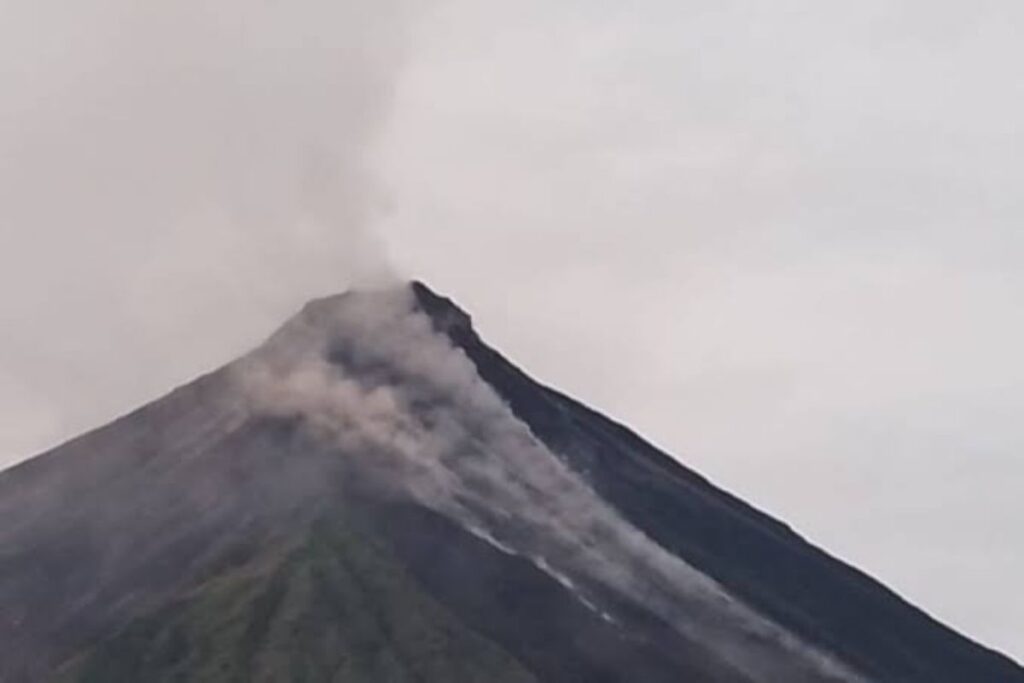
[55, 511, 540, 683]
[412, 282, 1023, 683]
[0, 281, 1020, 683]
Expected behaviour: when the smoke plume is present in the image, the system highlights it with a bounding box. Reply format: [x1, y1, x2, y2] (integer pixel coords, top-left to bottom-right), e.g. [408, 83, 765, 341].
[0, 0, 424, 465]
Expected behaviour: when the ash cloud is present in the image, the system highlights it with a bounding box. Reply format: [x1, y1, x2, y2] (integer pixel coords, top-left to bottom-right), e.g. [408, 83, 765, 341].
[0, 0, 425, 465]
[236, 284, 866, 682]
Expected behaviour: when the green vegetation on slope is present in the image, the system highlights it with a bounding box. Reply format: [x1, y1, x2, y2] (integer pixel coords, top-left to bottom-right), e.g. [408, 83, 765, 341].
[54, 512, 539, 683]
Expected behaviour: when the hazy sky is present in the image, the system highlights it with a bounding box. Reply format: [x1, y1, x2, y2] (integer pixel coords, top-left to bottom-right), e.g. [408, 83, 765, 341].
[1, 0, 1022, 660]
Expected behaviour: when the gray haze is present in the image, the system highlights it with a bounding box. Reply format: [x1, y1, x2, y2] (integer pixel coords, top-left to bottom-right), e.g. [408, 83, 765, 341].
[1, 0, 1022, 662]
[0, 0, 409, 462]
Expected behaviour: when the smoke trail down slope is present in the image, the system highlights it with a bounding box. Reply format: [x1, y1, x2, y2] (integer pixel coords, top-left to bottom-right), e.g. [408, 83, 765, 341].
[235, 284, 865, 682]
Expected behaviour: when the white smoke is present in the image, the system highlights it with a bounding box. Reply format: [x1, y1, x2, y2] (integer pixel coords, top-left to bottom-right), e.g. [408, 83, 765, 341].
[235, 284, 866, 683]
[0, 0, 425, 465]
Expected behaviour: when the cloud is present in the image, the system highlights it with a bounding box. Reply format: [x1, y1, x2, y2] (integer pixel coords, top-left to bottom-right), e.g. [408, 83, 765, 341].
[375, 0, 1024, 658]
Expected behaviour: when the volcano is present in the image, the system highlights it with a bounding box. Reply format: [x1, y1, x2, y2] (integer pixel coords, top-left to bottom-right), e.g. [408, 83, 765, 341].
[1, 281, 1020, 683]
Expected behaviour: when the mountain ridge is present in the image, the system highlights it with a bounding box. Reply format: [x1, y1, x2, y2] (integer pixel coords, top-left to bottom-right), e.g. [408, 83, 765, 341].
[0, 280, 1020, 682]
[413, 280, 1024, 681]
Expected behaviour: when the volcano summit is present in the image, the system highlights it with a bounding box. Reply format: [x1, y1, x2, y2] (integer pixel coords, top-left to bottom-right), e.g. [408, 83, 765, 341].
[0, 282, 1020, 683]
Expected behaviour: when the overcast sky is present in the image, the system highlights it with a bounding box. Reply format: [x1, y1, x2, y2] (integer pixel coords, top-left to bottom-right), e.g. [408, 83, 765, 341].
[1, 0, 1022, 661]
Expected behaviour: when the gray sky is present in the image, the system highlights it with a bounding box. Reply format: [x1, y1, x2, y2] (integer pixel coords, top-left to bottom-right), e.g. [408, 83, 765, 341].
[1, 0, 1022, 661]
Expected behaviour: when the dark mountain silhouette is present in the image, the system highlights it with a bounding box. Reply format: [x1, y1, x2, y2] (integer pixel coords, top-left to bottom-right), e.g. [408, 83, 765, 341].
[0, 281, 1020, 683]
